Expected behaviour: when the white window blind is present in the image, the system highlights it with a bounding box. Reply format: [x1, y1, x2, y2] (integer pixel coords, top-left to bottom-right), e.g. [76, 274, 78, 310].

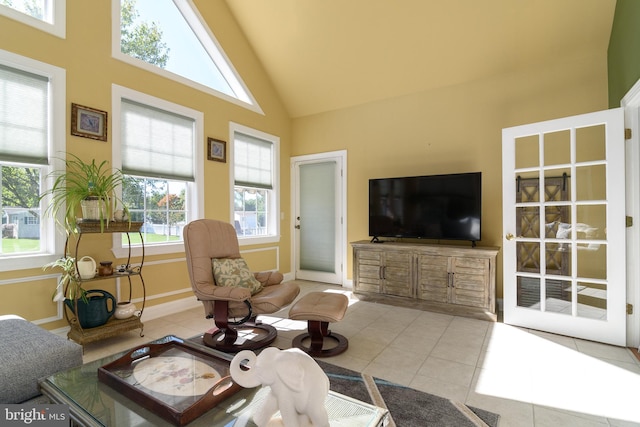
[0, 64, 48, 165]
[234, 132, 273, 189]
[121, 99, 195, 181]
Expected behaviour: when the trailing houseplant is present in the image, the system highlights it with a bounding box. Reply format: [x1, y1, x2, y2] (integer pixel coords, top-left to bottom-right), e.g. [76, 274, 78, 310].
[39, 153, 128, 232]
[43, 256, 87, 303]
[44, 256, 116, 329]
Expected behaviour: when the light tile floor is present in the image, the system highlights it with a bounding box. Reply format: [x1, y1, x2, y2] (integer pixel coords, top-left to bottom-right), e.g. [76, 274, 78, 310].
[82, 281, 640, 427]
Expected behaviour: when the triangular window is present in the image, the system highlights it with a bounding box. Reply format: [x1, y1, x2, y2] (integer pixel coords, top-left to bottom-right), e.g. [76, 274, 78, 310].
[113, 0, 260, 113]
[0, 0, 65, 38]
[1, 0, 50, 22]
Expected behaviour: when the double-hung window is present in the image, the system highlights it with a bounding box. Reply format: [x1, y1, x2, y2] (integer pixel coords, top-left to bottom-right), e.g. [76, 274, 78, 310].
[113, 85, 203, 257]
[0, 50, 65, 271]
[230, 123, 279, 244]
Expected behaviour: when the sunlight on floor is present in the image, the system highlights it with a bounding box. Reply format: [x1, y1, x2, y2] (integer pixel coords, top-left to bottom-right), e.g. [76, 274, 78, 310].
[476, 324, 640, 423]
[78, 282, 640, 425]
[261, 316, 307, 333]
[263, 289, 361, 335]
[322, 288, 361, 307]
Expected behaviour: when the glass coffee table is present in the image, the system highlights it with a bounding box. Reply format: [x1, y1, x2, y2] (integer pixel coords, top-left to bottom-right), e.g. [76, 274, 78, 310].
[39, 336, 388, 427]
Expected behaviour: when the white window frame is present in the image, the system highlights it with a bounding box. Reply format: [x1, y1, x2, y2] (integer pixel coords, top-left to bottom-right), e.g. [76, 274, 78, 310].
[229, 122, 280, 246]
[110, 0, 262, 114]
[0, 0, 66, 38]
[0, 49, 66, 271]
[111, 84, 204, 258]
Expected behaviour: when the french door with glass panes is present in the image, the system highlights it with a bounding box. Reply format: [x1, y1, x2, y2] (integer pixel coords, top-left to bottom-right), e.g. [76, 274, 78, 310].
[502, 108, 626, 346]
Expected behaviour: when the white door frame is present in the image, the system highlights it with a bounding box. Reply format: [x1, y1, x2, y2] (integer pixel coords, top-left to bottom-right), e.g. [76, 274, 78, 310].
[290, 150, 348, 286]
[621, 79, 640, 349]
[502, 109, 627, 346]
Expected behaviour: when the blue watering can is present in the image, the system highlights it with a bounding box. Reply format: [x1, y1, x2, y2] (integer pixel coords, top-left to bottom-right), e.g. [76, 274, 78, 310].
[65, 289, 116, 328]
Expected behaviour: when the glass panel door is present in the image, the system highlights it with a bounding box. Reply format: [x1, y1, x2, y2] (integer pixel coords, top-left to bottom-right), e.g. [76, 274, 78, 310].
[299, 161, 336, 273]
[502, 109, 626, 346]
[293, 154, 344, 285]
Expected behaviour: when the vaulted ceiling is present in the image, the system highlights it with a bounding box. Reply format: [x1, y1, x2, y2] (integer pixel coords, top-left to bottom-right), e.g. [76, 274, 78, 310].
[225, 0, 617, 118]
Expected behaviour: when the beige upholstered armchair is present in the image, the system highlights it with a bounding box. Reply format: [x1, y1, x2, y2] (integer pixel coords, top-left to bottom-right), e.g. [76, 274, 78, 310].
[183, 219, 300, 352]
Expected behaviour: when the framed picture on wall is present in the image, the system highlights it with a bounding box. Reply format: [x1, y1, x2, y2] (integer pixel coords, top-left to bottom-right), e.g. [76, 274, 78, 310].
[71, 103, 108, 141]
[207, 137, 226, 162]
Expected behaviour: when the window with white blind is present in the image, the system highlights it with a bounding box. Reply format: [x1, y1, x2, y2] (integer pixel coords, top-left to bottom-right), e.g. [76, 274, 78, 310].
[0, 50, 65, 271]
[113, 85, 203, 256]
[230, 123, 279, 244]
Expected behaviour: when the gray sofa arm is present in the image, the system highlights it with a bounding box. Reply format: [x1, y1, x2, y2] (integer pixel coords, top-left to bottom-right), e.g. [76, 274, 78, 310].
[0, 315, 83, 403]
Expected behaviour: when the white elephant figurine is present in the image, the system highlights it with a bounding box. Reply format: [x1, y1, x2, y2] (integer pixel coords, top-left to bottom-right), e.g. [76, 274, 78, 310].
[230, 347, 330, 427]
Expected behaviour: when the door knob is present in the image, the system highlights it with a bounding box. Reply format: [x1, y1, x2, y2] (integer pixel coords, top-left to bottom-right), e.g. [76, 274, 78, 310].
[505, 233, 515, 241]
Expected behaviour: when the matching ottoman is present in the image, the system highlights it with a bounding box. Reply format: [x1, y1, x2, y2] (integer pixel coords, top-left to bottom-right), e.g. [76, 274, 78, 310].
[289, 292, 349, 357]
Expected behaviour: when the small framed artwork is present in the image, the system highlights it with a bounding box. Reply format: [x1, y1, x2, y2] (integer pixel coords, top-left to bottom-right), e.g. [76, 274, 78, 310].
[207, 137, 226, 163]
[71, 103, 108, 141]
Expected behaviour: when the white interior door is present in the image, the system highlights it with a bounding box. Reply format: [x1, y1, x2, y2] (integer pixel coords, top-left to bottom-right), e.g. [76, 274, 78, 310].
[502, 108, 627, 346]
[292, 151, 346, 285]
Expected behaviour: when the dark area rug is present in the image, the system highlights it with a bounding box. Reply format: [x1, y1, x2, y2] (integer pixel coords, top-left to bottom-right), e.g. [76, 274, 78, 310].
[315, 360, 500, 427]
[183, 335, 499, 426]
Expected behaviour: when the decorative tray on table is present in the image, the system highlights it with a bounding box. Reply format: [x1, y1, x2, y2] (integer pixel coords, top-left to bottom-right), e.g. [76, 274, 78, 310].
[98, 340, 242, 426]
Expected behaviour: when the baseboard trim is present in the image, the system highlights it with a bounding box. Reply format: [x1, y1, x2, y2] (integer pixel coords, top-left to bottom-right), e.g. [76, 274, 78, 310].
[49, 275, 301, 339]
[49, 296, 202, 339]
[283, 272, 294, 282]
[141, 296, 202, 321]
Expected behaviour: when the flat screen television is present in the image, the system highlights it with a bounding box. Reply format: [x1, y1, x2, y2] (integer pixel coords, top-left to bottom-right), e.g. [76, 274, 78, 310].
[369, 172, 481, 244]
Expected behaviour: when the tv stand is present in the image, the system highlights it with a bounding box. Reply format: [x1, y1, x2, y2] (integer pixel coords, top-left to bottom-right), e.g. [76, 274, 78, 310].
[352, 240, 499, 321]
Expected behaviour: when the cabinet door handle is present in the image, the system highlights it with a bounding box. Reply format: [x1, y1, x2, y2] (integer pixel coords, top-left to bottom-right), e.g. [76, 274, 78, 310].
[450, 272, 455, 288]
[447, 272, 455, 287]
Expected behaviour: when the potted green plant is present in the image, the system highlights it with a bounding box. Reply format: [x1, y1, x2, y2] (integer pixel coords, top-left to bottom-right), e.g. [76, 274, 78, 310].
[43, 256, 116, 329]
[39, 153, 127, 232]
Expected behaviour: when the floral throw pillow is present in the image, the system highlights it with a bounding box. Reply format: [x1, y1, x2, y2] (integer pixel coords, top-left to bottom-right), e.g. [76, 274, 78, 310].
[212, 258, 263, 295]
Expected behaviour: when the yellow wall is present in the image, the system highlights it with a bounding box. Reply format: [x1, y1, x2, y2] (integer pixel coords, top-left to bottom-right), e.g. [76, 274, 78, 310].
[292, 49, 611, 297]
[0, 0, 292, 329]
[0, 2, 612, 328]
